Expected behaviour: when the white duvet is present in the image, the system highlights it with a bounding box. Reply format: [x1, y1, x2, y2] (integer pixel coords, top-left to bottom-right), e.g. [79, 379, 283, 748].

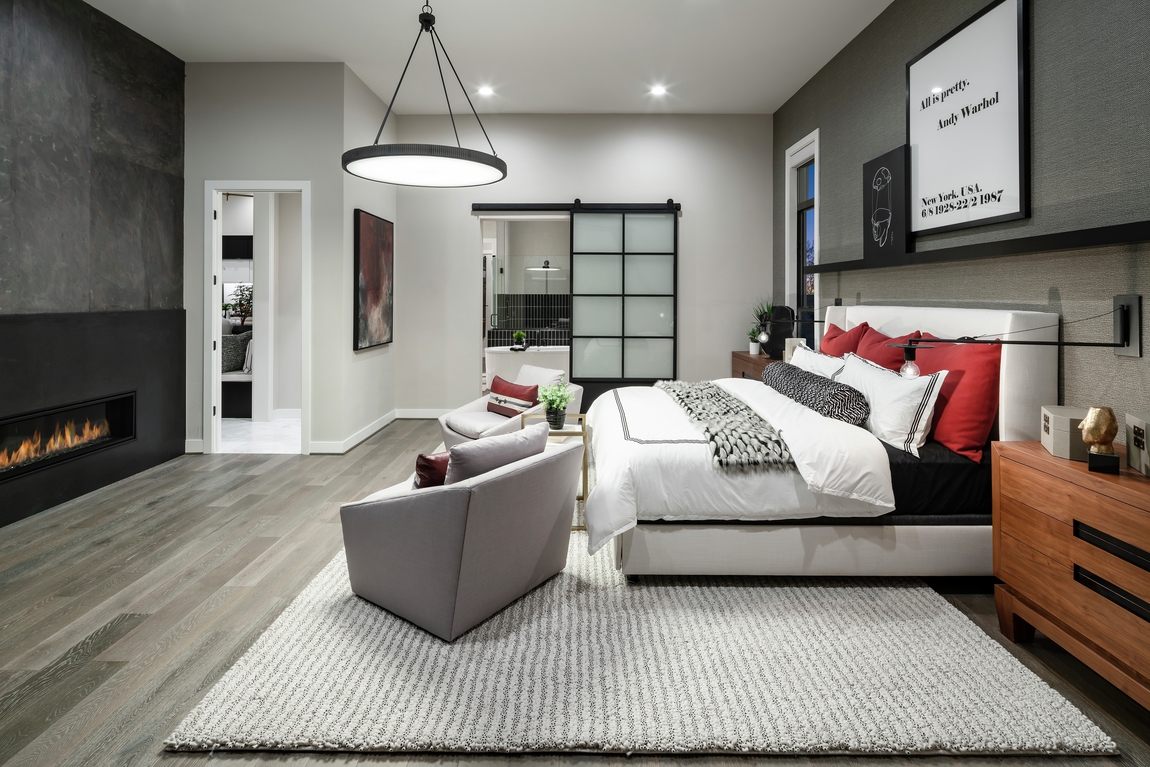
[584, 378, 895, 554]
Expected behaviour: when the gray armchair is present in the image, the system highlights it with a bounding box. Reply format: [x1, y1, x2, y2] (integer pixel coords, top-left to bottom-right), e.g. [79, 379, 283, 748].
[339, 441, 584, 641]
[438, 365, 583, 449]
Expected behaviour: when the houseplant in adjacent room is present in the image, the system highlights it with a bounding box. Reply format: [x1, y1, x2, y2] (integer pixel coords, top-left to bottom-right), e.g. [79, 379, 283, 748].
[538, 381, 573, 429]
[512, 330, 526, 351]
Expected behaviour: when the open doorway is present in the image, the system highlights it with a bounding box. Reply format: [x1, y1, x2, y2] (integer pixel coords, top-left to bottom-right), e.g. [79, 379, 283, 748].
[479, 214, 571, 392]
[203, 181, 312, 455]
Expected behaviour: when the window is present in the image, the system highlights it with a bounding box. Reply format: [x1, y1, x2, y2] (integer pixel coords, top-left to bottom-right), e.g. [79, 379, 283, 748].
[796, 160, 815, 348]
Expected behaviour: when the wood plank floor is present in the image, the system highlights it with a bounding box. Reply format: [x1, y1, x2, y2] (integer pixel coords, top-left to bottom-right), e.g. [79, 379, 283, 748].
[0, 418, 1147, 766]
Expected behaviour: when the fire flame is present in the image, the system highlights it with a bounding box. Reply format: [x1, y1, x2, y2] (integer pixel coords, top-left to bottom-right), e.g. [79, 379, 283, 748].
[0, 418, 111, 472]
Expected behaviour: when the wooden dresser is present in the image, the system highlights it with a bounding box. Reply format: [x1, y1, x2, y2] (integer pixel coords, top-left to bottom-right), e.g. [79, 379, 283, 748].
[993, 440, 1150, 709]
[731, 351, 775, 381]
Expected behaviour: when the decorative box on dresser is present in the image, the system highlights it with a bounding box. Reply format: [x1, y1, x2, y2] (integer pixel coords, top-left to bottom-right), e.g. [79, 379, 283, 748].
[731, 352, 775, 381]
[993, 440, 1150, 710]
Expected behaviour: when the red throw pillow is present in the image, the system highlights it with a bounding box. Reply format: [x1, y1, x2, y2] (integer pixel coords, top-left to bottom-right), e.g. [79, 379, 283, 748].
[415, 451, 450, 488]
[855, 327, 922, 371]
[917, 333, 1002, 462]
[487, 376, 539, 417]
[819, 322, 869, 357]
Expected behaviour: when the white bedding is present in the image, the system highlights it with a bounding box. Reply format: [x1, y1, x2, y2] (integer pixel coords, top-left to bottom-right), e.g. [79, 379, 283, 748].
[584, 378, 895, 554]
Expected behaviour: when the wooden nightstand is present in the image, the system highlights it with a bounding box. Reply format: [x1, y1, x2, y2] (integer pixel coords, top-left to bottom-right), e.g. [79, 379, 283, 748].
[731, 351, 775, 381]
[993, 440, 1150, 710]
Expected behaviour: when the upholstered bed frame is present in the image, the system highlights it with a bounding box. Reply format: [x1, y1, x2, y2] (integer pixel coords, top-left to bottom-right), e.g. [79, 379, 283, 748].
[613, 304, 1058, 577]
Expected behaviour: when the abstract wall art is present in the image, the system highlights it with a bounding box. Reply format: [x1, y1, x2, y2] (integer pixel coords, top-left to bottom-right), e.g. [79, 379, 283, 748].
[353, 209, 394, 350]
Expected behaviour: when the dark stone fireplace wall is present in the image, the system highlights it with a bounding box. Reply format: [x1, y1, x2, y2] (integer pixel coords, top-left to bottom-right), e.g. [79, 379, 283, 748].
[0, 0, 186, 526]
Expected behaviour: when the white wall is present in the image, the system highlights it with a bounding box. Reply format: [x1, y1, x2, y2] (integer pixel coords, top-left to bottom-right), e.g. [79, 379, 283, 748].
[275, 192, 303, 413]
[505, 220, 569, 294]
[394, 113, 773, 411]
[222, 194, 254, 235]
[339, 65, 398, 437]
[184, 62, 397, 450]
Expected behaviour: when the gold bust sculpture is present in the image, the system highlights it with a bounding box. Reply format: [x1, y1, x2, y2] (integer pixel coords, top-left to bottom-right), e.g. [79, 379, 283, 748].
[1078, 407, 1119, 455]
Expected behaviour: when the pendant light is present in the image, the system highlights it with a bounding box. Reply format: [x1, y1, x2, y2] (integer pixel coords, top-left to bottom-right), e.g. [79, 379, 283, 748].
[342, 4, 506, 188]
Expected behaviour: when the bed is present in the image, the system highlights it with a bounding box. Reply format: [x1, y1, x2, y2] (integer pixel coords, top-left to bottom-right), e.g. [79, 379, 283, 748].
[584, 305, 1058, 577]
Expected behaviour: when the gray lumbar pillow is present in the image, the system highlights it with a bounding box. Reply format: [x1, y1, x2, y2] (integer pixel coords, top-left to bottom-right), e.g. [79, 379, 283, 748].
[444, 422, 549, 484]
[221, 331, 252, 373]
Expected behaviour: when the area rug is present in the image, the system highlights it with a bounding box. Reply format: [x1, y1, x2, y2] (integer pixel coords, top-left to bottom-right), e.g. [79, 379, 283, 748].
[166, 534, 1115, 755]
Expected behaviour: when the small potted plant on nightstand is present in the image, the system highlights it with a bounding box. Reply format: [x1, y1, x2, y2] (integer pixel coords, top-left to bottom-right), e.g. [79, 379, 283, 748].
[538, 381, 573, 429]
[748, 326, 761, 355]
[512, 330, 526, 351]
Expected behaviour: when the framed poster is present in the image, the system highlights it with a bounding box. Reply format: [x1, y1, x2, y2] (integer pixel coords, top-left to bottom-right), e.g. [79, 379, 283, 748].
[863, 145, 908, 261]
[907, 0, 1028, 235]
[353, 209, 394, 350]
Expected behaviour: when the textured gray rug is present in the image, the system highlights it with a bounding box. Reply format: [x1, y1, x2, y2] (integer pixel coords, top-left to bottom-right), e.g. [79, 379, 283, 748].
[167, 534, 1115, 755]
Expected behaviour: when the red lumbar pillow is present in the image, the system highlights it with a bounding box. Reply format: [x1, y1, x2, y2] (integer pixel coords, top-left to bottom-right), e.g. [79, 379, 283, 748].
[856, 327, 922, 371]
[819, 322, 869, 357]
[486, 375, 539, 417]
[415, 451, 450, 488]
[917, 333, 1002, 462]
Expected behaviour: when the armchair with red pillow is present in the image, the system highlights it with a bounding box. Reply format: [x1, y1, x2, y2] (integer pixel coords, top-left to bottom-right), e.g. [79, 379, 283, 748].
[916, 333, 1003, 462]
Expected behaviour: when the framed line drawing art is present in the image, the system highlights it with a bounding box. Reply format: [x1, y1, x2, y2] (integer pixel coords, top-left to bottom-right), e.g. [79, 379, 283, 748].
[863, 145, 908, 262]
[353, 208, 394, 350]
[907, 0, 1028, 235]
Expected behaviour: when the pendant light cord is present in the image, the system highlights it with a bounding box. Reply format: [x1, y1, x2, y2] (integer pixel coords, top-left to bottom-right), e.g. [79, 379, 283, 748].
[430, 28, 461, 148]
[374, 24, 425, 145]
[371, 5, 500, 158]
[432, 27, 499, 157]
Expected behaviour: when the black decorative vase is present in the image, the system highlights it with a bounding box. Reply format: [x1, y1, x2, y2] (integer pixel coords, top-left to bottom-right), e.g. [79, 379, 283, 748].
[759, 306, 795, 359]
[546, 409, 567, 430]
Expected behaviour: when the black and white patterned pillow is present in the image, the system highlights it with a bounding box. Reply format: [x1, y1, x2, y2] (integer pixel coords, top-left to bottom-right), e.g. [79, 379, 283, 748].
[762, 362, 870, 427]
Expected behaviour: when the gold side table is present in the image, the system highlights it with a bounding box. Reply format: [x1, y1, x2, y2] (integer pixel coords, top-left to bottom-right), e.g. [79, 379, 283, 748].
[521, 413, 590, 505]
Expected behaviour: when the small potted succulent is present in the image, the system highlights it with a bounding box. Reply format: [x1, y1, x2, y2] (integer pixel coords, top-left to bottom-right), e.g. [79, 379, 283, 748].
[538, 380, 573, 429]
[512, 330, 526, 351]
[747, 325, 761, 355]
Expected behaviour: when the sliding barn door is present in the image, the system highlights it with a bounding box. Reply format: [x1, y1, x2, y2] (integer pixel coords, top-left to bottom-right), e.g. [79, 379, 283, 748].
[570, 209, 677, 408]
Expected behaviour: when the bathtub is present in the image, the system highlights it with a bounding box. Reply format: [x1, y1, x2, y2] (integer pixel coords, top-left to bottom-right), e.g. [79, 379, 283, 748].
[485, 345, 570, 387]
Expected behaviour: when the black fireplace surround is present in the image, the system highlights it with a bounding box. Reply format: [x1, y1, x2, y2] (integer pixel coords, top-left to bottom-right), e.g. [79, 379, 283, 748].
[0, 310, 185, 527]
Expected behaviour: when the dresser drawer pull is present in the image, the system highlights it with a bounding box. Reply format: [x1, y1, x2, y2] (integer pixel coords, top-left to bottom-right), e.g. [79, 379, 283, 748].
[1075, 566, 1150, 623]
[1074, 521, 1150, 573]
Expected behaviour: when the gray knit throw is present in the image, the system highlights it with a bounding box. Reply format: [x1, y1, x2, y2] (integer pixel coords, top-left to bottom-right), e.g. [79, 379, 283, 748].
[655, 381, 794, 471]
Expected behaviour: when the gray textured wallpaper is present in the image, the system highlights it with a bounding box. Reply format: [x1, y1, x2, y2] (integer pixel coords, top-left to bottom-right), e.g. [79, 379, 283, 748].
[0, 0, 184, 314]
[773, 0, 1150, 437]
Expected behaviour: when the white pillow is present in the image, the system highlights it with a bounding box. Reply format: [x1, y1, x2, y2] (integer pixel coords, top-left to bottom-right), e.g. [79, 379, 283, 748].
[790, 345, 846, 379]
[515, 364, 564, 387]
[835, 353, 948, 457]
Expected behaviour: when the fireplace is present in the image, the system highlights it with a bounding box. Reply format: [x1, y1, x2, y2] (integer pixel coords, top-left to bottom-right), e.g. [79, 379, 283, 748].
[0, 310, 185, 528]
[0, 393, 136, 483]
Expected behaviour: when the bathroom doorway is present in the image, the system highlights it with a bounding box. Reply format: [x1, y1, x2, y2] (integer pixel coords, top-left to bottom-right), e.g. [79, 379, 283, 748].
[478, 214, 571, 391]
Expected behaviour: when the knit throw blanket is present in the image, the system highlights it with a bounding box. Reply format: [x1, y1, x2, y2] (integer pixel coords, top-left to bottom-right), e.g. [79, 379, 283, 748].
[655, 381, 794, 471]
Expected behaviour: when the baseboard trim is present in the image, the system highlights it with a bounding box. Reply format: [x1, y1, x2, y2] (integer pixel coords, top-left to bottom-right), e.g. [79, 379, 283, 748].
[273, 409, 302, 420]
[309, 410, 397, 454]
[185, 439, 205, 454]
[395, 408, 451, 419]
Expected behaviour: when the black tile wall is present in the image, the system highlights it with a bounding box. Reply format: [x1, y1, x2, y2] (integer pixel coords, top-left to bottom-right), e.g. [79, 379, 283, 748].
[0, 0, 184, 315]
[487, 293, 571, 347]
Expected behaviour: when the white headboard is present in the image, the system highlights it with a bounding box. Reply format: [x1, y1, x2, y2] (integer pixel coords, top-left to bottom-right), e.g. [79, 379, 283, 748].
[822, 305, 1058, 442]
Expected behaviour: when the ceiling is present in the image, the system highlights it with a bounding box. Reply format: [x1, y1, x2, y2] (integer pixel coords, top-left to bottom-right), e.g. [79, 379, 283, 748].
[85, 0, 893, 115]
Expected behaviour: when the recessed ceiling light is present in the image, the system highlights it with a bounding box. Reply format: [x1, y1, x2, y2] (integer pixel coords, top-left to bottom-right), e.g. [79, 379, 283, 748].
[478, 86, 494, 96]
[650, 85, 667, 96]
[931, 87, 942, 94]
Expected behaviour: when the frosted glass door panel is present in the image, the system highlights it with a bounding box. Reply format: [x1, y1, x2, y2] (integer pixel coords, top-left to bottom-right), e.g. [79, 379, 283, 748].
[624, 213, 675, 253]
[624, 338, 674, 379]
[573, 338, 622, 378]
[572, 254, 622, 294]
[573, 296, 622, 336]
[624, 255, 674, 294]
[573, 214, 623, 253]
[624, 296, 674, 337]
